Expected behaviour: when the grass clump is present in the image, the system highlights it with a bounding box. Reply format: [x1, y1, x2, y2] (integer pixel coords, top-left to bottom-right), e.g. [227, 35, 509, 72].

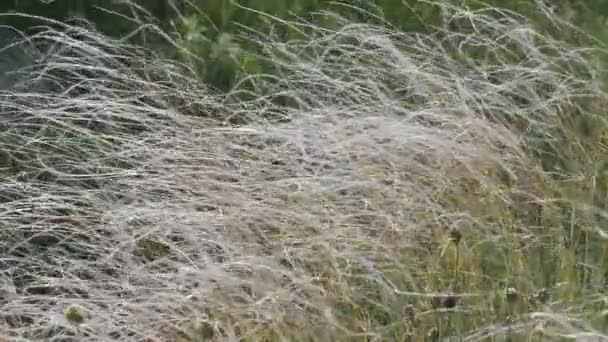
[0, 1, 608, 341]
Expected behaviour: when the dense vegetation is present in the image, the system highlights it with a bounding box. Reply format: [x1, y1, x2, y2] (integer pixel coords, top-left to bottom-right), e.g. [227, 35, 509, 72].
[4, 1, 606, 91]
[1, 0, 608, 341]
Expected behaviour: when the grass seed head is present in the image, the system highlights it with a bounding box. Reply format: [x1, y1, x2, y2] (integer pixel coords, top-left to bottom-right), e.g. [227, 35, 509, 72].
[506, 287, 519, 303]
[535, 288, 550, 304]
[431, 293, 460, 309]
[64, 304, 85, 324]
[448, 228, 462, 245]
[403, 304, 416, 321]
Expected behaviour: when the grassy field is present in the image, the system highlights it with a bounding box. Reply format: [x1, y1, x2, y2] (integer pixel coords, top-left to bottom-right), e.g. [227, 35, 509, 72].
[1, 1, 608, 341]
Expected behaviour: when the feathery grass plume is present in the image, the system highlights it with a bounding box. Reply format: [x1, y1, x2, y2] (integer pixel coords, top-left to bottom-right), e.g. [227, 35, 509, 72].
[0, 1, 607, 340]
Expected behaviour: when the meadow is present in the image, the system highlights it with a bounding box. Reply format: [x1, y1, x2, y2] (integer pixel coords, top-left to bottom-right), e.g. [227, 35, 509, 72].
[1, 1, 608, 341]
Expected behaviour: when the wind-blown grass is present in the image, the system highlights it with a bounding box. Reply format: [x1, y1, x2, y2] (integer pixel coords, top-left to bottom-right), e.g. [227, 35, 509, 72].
[0, 2, 607, 341]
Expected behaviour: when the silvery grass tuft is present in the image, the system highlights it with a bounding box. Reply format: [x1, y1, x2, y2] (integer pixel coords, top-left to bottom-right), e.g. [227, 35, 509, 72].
[0, 1, 607, 340]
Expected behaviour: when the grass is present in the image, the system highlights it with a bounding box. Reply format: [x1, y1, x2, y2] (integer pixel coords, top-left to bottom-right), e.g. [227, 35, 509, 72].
[1, 1, 608, 341]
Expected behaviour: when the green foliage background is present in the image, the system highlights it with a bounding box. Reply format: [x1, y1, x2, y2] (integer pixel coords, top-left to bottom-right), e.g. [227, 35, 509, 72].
[6, 0, 604, 91]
